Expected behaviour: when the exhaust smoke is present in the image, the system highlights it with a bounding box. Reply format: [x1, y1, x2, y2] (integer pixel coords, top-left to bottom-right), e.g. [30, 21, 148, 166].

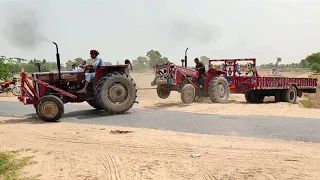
[0, 1, 50, 49]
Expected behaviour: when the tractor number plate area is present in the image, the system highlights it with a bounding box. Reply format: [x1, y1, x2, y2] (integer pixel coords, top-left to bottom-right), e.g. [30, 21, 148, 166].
[152, 64, 173, 86]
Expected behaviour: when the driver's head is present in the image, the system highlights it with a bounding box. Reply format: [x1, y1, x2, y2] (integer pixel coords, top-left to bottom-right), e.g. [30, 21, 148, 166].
[90, 49, 99, 59]
[194, 58, 200, 64]
[124, 59, 130, 64]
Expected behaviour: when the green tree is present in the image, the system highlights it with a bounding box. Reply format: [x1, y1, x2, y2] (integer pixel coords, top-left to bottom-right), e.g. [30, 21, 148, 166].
[310, 63, 320, 72]
[305, 52, 320, 65]
[134, 56, 148, 72]
[0, 57, 13, 81]
[105, 62, 112, 65]
[200, 56, 210, 66]
[66, 57, 83, 69]
[146, 50, 168, 67]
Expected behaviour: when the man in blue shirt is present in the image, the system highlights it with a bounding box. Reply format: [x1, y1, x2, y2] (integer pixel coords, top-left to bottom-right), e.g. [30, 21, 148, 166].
[68, 60, 79, 71]
[76, 49, 104, 93]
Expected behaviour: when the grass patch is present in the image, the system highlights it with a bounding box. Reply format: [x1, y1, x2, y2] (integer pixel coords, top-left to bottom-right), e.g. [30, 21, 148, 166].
[300, 99, 313, 108]
[0, 149, 37, 180]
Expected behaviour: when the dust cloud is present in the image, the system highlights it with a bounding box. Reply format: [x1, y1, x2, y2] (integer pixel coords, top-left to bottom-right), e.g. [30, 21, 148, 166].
[168, 18, 222, 46]
[0, 1, 50, 50]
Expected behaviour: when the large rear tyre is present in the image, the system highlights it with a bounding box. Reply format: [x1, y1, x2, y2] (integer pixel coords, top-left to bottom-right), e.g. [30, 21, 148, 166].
[208, 77, 229, 103]
[36, 95, 64, 122]
[181, 84, 196, 104]
[157, 85, 171, 99]
[96, 72, 137, 114]
[87, 99, 102, 110]
[285, 86, 297, 103]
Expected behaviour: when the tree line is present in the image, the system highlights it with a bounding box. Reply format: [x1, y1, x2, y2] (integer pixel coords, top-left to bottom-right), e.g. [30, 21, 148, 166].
[1, 50, 320, 81]
[259, 54, 320, 72]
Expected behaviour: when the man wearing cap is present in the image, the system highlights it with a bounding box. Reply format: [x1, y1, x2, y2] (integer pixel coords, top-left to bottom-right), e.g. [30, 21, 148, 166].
[68, 60, 79, 71]
[76, 49, 104, 93]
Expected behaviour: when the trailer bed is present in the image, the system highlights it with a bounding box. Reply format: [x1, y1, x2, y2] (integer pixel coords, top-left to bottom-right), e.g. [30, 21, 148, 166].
[253, 76, 317, 91]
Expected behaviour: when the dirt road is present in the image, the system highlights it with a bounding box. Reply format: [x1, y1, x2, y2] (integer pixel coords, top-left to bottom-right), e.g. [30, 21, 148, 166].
[2, 72, 320, 119]
[1, 101, 320, 143]
[1, 116, 320, 180]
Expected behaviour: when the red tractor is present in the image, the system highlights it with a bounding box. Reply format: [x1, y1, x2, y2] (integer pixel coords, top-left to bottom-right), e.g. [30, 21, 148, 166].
[18, 42, 138, 122]
[151, 48, 230, 103]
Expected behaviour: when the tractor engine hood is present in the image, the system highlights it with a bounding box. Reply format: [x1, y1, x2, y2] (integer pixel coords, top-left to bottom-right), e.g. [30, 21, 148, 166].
[175, 65, 199, 78]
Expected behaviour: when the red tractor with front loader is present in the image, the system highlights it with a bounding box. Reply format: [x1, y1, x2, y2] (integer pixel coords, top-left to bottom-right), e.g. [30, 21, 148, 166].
[18, 42, 137, 122]
[151, 48, 230, 103]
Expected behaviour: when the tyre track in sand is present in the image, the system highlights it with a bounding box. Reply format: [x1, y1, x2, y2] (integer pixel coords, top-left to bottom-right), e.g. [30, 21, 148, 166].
[4, 128, 196, 156]
[100, 155, 122, 180]
[198, 164, 217, 180]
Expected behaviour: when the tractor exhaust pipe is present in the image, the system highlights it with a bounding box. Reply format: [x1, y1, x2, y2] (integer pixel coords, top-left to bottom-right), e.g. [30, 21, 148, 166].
[184, 47, 189, 67]
[52, 42, 62, 81]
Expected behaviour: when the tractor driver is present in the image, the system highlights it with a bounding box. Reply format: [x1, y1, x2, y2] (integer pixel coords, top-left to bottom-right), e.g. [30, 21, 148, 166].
[194, 58, 205, 87]
[76, 50, 104, 93]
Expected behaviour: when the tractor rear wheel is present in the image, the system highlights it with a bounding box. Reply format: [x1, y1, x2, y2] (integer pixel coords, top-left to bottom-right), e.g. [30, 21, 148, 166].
[87, 99, 102, 110]
[36, 95, 64, 122]
[157, 85, 171, 99]
[285, 86, 297, 103]
[96, 72, 137, 114]
[181, 84, 196, 104]
[208, 77, 229, 103]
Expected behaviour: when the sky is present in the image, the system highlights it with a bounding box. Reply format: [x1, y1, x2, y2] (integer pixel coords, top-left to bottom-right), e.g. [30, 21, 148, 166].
[0, 0, 319, 65]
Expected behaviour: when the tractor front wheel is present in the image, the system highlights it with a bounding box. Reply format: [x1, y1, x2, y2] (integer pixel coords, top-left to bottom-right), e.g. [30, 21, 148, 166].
[87, 99, 102, 110]
[96, 72, 137, 114]
[208, 77, 229, 103]
[36, 95, 64, 122]
[181, 84, 196, 104]
[157, 85, 171, 99]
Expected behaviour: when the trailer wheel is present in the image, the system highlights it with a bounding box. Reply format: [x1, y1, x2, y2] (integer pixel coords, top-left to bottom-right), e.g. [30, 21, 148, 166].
[208, 77, 229, 103]
[87, 99, 102, 110]
[285, 86, 297, 103]
[36, 95, 64, 122]
[181, 84, 196, 104]
[245, 92, 264, 103]
[244, 92, 253, 103]
[280, 91, 287, 102]
[157, 85, 171, 99]
[96, 72, 137, 114]
[252, 94, 264, 103]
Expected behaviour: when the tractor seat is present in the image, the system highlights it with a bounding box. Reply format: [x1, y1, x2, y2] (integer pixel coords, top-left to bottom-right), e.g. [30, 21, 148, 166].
[33, 71, 85, 83]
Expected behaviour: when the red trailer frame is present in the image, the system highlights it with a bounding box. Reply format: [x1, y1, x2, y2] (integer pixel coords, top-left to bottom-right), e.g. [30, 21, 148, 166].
[209, 58, 317, 94]
[18, 69, 78, 105]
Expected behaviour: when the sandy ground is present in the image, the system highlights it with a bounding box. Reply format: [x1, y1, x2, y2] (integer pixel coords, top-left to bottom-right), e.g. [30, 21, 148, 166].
[1, 71, 320, 179]
[1, 116, 320, 180]
[1, 72, 320, 119]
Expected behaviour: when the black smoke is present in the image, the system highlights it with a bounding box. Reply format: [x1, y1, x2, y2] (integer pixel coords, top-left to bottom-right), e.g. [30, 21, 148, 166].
[0, 1, 49, 49]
